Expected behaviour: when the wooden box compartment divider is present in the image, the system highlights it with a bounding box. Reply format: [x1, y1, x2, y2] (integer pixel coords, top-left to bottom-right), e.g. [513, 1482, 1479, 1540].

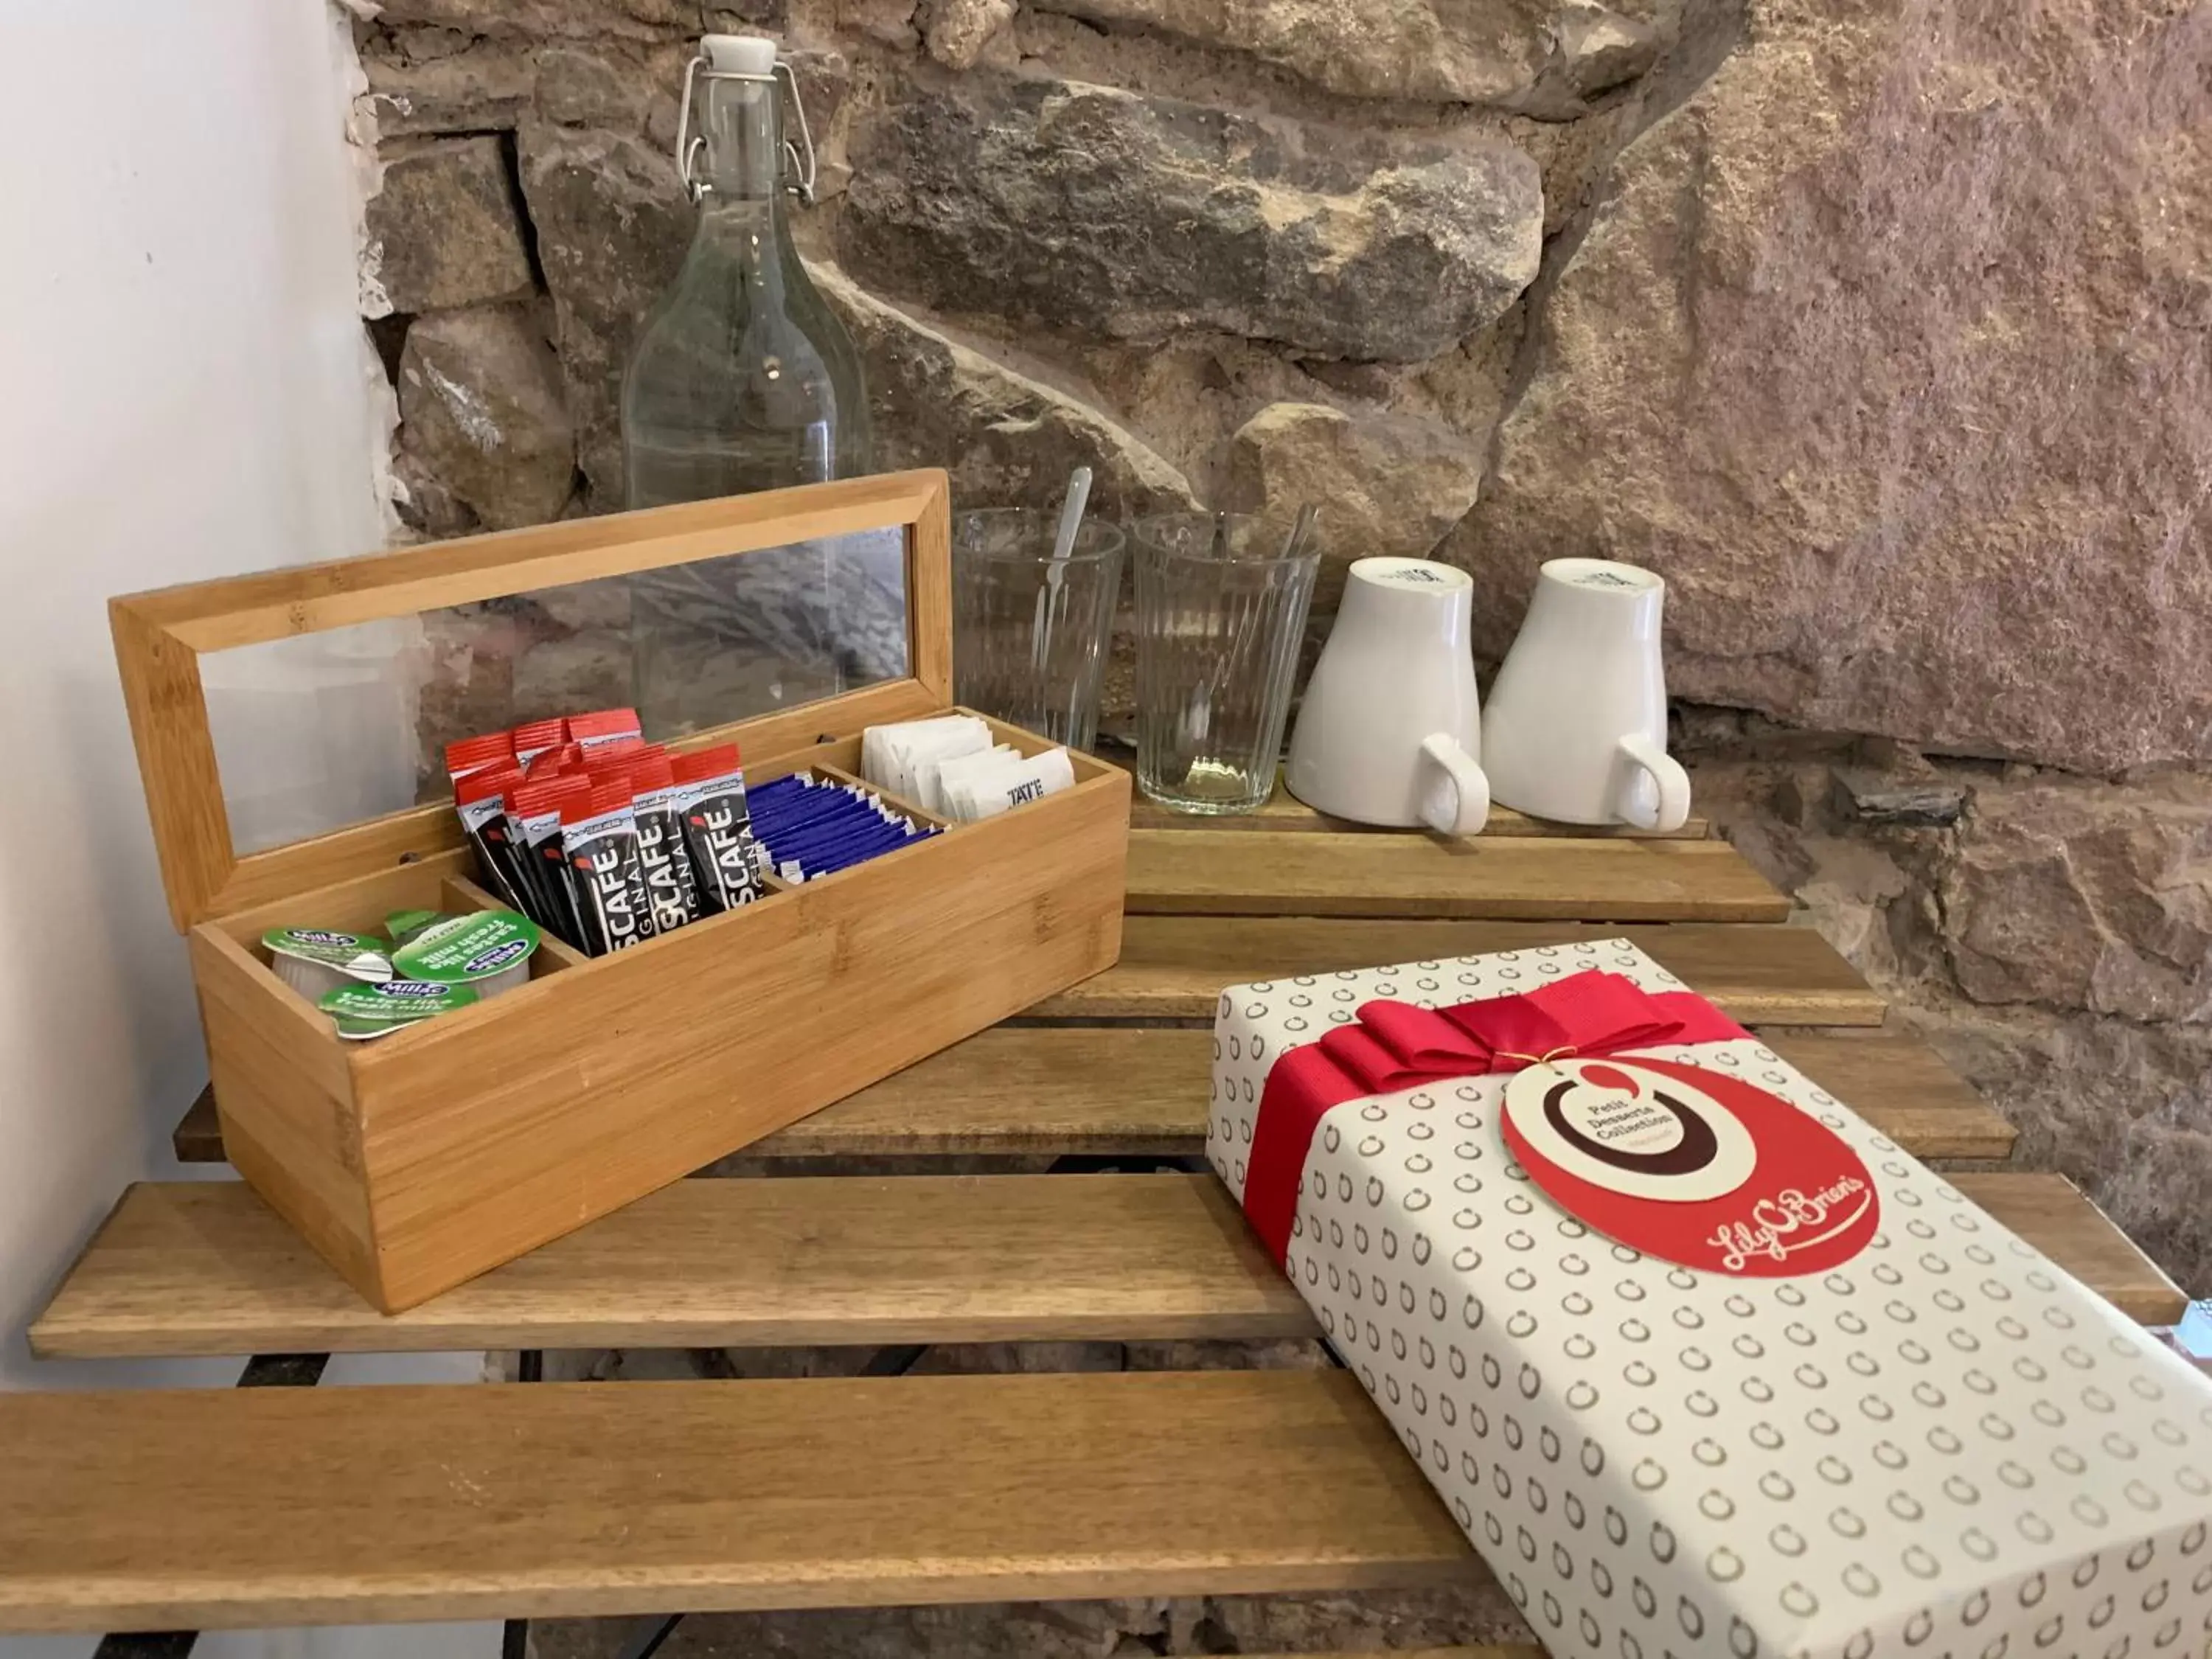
[111, 471, 1130, 1312]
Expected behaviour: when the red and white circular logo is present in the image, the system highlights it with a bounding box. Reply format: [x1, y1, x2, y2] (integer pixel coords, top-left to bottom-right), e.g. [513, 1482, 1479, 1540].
[1499, 1057, 1880, 1277]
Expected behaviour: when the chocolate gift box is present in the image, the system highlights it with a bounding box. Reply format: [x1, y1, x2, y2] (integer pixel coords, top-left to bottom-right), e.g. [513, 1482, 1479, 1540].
[1207, 939, 2212, 1659]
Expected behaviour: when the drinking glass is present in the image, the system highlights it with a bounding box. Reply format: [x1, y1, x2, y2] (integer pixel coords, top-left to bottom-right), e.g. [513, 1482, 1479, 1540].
[1130, 512, 1321, 814]
[953, 508, 1127, 752]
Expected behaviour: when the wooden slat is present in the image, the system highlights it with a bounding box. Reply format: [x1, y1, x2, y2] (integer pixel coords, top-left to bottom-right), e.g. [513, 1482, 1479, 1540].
[30, 1175, 1303, 1357]
[174, 1023, 1947, 1173]
[765, 1025, 1206, 1157]
[1125, 831, 1790, 921]
[759, 1024, 2013, 1163]
[32, 1169, 2158, 1360]
[1029, 917, 1883, 1025]
[0, 1371, 1476, 1633]
[126, 472, 950, 653]
[1960, 1173, 2188, 1324]
[173, 1021, 2008, 1167]
[1128, 773, 1708, 840]
[1756, 1030, 2016, 1161]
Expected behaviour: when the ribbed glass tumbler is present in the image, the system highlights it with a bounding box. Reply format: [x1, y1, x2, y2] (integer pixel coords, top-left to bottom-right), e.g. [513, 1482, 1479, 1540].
[1129, 513, 1320, 815]
[951, 509, 1127, 753]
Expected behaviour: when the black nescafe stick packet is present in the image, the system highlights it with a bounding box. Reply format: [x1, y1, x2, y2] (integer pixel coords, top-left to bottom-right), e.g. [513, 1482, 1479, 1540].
[672, 743, 763, 913]
[512, 775, 589, 948]
[560, 779, 653, 957]
[622, 752, 701, 933]
[453, 764, 532, 915]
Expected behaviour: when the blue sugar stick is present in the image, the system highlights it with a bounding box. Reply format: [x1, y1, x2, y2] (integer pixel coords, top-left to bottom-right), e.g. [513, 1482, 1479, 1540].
[771, 816, 917, 868]
[768, 821, 911, 870]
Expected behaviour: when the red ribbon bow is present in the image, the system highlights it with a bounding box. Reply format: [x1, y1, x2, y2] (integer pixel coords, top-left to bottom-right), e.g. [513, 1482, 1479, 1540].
[1238, 970, 1746, 1263]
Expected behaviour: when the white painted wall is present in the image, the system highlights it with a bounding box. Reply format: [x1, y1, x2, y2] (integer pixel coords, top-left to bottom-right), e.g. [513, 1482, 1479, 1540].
[0, 2, 490, 1654]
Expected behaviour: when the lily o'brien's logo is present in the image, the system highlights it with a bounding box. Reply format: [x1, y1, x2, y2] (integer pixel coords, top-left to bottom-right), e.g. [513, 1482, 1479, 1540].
[1500, 1057, 1880, 1278]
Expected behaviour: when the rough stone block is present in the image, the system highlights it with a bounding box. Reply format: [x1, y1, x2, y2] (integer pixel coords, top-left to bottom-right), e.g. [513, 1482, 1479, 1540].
[816, 264, 1200, 519]
[369, 0, 771, 40]
[1226, 400, 1483, 564]
[535, 45, 652, 129]
[366, 136, 537, 313]
[1456, 0, 2212, 773]
[1826, 764, 1966, 827]
[396, 305, 577, 529]
[362, 38, 535, 135]
[518, 120, 1198, 515]
[922, 0, 1016, 68]
[1029, 0, 1660, 112]
[515, 123, 692, 497]
[838, 74, 1543, 362]
[1938, 774, 2212, 1024]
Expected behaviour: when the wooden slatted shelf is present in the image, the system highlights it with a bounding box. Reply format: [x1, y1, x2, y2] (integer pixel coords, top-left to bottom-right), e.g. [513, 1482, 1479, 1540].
[170, 1023, 2011, 1166]
[1129, 774, 1708, 841]
[27, 720, 2182, 1659]
[32, 1170, 2174, 1361]
[0, 1371, 1477, 1634]
[1026, 917, 1884, 1025]
[1124, 831, 1792, 921]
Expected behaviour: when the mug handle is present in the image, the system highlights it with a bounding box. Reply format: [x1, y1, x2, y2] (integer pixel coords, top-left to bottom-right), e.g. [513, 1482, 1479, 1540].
[1614, 734, 1691, 832]
[1417, 734, 1490, 836]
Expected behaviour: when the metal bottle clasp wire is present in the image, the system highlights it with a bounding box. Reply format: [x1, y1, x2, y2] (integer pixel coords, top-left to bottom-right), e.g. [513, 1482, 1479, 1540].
[674, 55, 818, 206]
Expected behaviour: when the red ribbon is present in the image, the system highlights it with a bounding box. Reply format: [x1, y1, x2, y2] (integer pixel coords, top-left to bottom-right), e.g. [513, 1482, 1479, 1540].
[1239, 970, 1747, 1263]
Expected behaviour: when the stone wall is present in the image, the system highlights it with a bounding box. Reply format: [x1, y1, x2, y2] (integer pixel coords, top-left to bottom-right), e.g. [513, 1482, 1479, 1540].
[1679, 723, 2212, 1297]
[353, 0, 2209, 1293]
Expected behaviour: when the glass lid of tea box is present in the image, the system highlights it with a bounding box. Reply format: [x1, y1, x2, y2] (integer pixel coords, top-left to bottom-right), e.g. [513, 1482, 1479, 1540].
[108, 472, 956, 931]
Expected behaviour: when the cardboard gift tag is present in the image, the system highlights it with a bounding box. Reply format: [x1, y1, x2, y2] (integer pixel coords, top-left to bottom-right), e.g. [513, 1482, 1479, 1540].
[1498, 1055, 1883, 1277]
[1208, 939, 2212, 1659]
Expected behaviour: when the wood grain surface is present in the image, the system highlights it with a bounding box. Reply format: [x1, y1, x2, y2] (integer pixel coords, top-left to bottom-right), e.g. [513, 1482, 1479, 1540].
[31, 1175, 1301, 1357]
[0, 1371, 1477, 1633]
[1124, 832, 1792, 922]
[124, 471, 951, 652]
[32, 1169, 2160, 1360]
[1127, 774, 1708, 841]
[1752, 1029, 2017, 1161]
[172, 1023, 2011, 1166]
[1956, 1172, 2188, 1324]
[336, 752, 1127, 1312]
[1027, 917, 1884, 1025]
[759, 1024, 2013, 1162]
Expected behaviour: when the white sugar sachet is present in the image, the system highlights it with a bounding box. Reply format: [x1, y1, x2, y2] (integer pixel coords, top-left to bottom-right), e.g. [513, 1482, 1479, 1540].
[925, 743, 1020, 814]
[860, 714, 979, 796]
[944, 747, 1076, 822]
[861, 714, 990, 802]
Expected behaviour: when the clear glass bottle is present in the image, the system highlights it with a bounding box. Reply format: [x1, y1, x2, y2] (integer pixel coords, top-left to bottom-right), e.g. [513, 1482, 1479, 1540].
[621, 35, 885, 731]
[622, 35, 869, 502]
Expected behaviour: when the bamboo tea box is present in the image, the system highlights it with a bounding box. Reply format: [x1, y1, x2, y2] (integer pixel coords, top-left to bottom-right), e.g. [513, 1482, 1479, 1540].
[110, 471, 1129, 1312]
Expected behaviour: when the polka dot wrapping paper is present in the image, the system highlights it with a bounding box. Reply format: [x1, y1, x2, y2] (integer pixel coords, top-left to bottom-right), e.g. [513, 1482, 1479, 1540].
[1206, 938, 2212, 1659]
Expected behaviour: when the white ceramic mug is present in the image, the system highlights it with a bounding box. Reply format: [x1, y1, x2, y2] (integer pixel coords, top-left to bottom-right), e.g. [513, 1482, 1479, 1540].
[1285, 557, 1489, 834]
[1480, 557, 1690, 831]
